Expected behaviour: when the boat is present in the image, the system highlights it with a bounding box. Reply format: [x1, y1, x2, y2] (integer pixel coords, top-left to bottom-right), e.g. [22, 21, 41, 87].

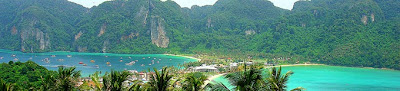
[105, 56, 108, 58]
[67, 55, 72, 57]
[157, 61, 159, 63]
[44, 60, 50, 63]
[135, 60, 138, 62]
[128, 57, 132, 59]
[0, 57, 3, 59]
[13, 58, 19, 61]
[51, 55, 56, 57]
[57, 59, 64, 62]
[107, 64, 112, 66]
[148, 64, 152, 66]
[141, 64, 145, 66]
[120, 60, 123, 62]
[11, 54, 16, 57]
[79, 62, 84, 64]
[90, 60, 95, 63]
[94, 65, 99, 68]
[125, 61, 135, 66]
[106, 62, 111, 65]
[142, 58, 145, 59]
[83, 64, 87, 66]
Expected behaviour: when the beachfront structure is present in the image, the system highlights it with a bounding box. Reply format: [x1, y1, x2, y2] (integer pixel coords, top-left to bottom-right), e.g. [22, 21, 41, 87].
[190, 64, 219, 72]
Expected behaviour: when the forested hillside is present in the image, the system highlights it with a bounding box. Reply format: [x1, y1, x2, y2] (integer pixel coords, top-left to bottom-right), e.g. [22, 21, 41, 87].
[0, 0, 399, 69]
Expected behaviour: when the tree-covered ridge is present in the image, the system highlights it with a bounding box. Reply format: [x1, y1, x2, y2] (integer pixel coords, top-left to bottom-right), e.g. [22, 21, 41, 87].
[0, 0, 399, 69]
[0, 61, 56, 90]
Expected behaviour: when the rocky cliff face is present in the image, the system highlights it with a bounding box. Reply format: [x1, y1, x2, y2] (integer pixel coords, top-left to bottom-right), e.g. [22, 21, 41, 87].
[150, 16, 169, 48]
[18, 19, 51, 51]
[98, 23, 106, 37]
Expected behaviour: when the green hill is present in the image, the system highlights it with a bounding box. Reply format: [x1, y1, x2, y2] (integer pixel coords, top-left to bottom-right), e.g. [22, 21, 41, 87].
[0, 0, 399, 69]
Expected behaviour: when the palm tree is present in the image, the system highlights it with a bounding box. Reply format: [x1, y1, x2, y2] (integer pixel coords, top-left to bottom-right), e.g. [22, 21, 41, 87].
[127, 80, 146, 91]
[267, 66, 303, 91]
[0, 79, 13, 91]
[226, 66, 267, 91]
[102, 70, 132, 91]
[148, 67, 173, 91]
[205, 82, 230, 91]
[40, 75, 56, 91]
[55, 67, 81, 91]
[90, 71, 102, 91]
[182, 72, 207, 91]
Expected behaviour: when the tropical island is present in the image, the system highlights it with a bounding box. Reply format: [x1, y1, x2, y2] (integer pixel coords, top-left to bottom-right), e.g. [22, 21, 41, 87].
[1, 0, 400, 90]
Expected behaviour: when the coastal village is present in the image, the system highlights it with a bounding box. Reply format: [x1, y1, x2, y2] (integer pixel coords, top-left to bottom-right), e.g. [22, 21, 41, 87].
[72, 54, 313, 89]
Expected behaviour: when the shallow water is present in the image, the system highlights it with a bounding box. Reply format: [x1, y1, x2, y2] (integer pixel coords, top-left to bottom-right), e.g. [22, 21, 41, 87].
[0, 49, 197, 77]
[213, 65, 400, 91]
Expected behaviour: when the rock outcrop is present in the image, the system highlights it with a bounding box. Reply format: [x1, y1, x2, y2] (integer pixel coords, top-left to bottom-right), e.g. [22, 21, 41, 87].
[98, 23, 106, 37]
[245, 30, 256, 35]
[150, 16, 169, 48]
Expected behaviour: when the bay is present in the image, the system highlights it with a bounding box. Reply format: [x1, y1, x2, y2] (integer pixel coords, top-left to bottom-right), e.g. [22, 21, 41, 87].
[213, 65, 400, 91]
[0, 49, 197, 77]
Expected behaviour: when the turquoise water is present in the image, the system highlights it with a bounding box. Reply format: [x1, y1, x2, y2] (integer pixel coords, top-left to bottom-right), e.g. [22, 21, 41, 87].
[0, 49, 197, 77]
[213, 65, 400, 91]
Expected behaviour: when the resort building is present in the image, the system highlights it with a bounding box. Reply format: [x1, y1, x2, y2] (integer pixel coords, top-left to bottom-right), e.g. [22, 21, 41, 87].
[190, 64, 219, 72]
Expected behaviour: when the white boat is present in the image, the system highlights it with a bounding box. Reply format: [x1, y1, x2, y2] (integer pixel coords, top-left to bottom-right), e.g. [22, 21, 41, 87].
[67, 55, 72, 57]
[125, 61, 135, 66]
[13, 58, 18, 61]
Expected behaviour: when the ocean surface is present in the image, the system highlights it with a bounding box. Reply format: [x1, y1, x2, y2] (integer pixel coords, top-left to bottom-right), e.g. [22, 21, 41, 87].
[0, 49, 197, 77]
[213, 65, 400, 91]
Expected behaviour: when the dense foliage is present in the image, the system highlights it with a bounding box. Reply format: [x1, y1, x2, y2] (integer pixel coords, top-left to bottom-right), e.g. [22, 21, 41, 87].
[0, 61, 55, 90]
[0, 0, 399, 69]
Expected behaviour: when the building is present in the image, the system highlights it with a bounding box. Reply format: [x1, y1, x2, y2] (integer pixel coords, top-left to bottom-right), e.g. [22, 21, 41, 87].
[191, 64, 219, 72]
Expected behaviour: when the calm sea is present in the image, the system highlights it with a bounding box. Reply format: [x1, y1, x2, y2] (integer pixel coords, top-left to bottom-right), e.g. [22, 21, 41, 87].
[0, 49, 197, 77]
[213, 65, 400, 91]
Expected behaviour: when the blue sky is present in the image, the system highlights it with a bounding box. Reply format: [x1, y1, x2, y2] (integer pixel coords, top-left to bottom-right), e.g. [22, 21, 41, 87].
[68, 0, 299, 10]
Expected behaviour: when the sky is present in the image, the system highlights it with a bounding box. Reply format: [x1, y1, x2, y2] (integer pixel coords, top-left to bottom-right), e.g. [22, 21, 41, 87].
[68, 0, 299, 10]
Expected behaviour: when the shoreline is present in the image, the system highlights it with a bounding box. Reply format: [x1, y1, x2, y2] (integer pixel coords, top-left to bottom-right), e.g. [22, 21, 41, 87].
[164, 54, 201, 61]
[203, 73, 226, 87]
[274, 63, 325, 67]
